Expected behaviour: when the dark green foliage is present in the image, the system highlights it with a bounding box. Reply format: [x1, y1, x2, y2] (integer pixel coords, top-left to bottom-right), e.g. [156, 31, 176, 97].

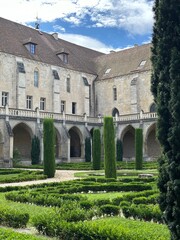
[151, 0, 180, 239]
[33, 212, 169, 240]
[31, 135, 40, 165]
[135, 128, 143, 170]
[92, 128, 101, 170]
[103, 116, 117, 179]
[122, 204, 162, 223]
[0, 206, 29, 228]
[100, 204, 119, 216]
[85, 137, 91, 162]
[43, 118, 56, 178]
[116, 138, 123, 161]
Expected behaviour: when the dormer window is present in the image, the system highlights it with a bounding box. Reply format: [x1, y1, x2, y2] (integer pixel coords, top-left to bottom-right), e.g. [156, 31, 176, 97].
[56, 48, 69, 64]
[23, 38, 37, 55]
[62, 53, 68, 64]
[30, 43, 36, 54]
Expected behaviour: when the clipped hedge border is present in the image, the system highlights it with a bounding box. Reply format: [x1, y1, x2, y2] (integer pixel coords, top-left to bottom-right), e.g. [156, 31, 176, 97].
[32, 213, 169, 240]
[0, 205, 29, 228]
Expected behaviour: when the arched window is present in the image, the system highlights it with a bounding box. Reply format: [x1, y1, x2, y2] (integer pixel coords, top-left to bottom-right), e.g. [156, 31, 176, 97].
[34, 69, 39, 87]
[112, 108, 119, 117]
[150, 103, 156, 112]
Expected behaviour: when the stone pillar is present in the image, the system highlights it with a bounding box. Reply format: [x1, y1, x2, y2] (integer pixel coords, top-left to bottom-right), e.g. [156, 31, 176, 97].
[9, 136, 13, 159]
[5, 105, 9, 122]
[63, 111, 66, 126]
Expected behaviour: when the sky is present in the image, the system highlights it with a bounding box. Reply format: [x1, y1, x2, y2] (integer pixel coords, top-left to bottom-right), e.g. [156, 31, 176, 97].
[0, 0, 154, 53]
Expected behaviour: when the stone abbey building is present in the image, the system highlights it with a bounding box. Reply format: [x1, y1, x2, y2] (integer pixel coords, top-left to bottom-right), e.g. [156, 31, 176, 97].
[0, 17, 160, 167]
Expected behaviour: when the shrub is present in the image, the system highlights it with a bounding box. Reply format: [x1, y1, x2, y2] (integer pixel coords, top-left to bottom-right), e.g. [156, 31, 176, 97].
[43, 118, 56, 178]
[119, 201, 130, 207]
[80, 200, 93, 209]
[100, 204, 120, 216]
[12, 148, 21, 167]
[103, 116, 117, 179]
[31, 135, 40, 165]
[92, 128, 101, 170]
[132, 197, 148, 205]
[122, 204, 163, 223]
[0, 206, 29, 228]
[116, 138, 123, 161]
[85, 137, 91, 162]
[135, 128, 143, 170]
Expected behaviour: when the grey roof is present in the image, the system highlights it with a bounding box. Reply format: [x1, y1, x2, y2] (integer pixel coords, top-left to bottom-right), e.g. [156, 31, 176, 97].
[0, 17, 104, 74]
[0, 17, 151, 78]
[94, 44, 151, 80]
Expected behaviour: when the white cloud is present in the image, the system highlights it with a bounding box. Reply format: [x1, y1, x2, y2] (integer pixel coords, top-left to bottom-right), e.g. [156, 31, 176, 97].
[0, 0, 153, 35]
[56, 32, 128, 54]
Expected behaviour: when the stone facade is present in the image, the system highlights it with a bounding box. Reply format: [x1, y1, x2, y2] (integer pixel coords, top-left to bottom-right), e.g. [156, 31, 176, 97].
[0, 17, 161, 166]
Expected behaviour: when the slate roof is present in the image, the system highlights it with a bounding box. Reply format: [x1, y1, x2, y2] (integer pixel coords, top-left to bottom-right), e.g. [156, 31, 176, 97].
[0, 17, 104, 74]
[0, 17, 152, 78]
[94, 44, 151, 80]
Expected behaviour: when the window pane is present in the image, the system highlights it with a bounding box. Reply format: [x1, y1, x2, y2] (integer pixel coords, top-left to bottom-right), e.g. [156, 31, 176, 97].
[2, 92, 8, 106]
[26, 96, 32, 109]
[34, 70, 39, 87]
[30, 44, 36, 54]
[40, 98, 46, 110]
[61, 101, 65, 113]
[113, 87, 117, 101]
[17, 62, 25, 73]
[67, 78, 70, 92]
[72, 102, 76, 114]
[52, 70, 60, 80]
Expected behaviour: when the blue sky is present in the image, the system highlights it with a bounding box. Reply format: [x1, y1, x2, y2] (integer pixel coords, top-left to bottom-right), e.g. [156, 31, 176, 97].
[0, 0, 154, 53]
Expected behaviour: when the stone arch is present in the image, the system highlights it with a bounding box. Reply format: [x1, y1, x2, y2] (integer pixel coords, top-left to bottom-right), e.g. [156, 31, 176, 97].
[0, 131, 4, 159]
[112, 108, 119, 117]
[121, 125, 135, 159]
[55, 128, 62, 159]
[145, 123, 161, 159]
[13, 122, 33, 161]
[150, 103, 156, 112]
[68, 126, 83, 158]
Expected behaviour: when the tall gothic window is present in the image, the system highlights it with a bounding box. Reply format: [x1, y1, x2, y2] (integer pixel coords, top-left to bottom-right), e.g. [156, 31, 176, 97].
[34, 69, 39, 87]
[113, 86, 117, 101]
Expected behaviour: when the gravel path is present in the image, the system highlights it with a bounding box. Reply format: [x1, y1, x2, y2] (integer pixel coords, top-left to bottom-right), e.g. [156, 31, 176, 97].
[0, 170, 83, 187]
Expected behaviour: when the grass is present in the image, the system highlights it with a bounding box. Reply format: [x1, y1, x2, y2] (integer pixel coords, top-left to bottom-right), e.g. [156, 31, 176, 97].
[0, 193, 53, 225]
[79, 191, 125, 200]
[74, 169, 158, 178]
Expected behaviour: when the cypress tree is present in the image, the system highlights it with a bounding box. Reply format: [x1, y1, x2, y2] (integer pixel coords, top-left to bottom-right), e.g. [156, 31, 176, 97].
[135, 128, 143, 170]
[116, 139, 123, 161]
[85, 137, 91, 162]
[43, 118, 56, 178]
[151, 1, 180, 239]
[92, 128, 101, 170]
[31, 135, 40, 165]
[104, 116, 116, 179]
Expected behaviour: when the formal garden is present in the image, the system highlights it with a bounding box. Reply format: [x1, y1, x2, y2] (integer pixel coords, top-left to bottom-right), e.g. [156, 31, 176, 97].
[0, 162, 170, 240]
